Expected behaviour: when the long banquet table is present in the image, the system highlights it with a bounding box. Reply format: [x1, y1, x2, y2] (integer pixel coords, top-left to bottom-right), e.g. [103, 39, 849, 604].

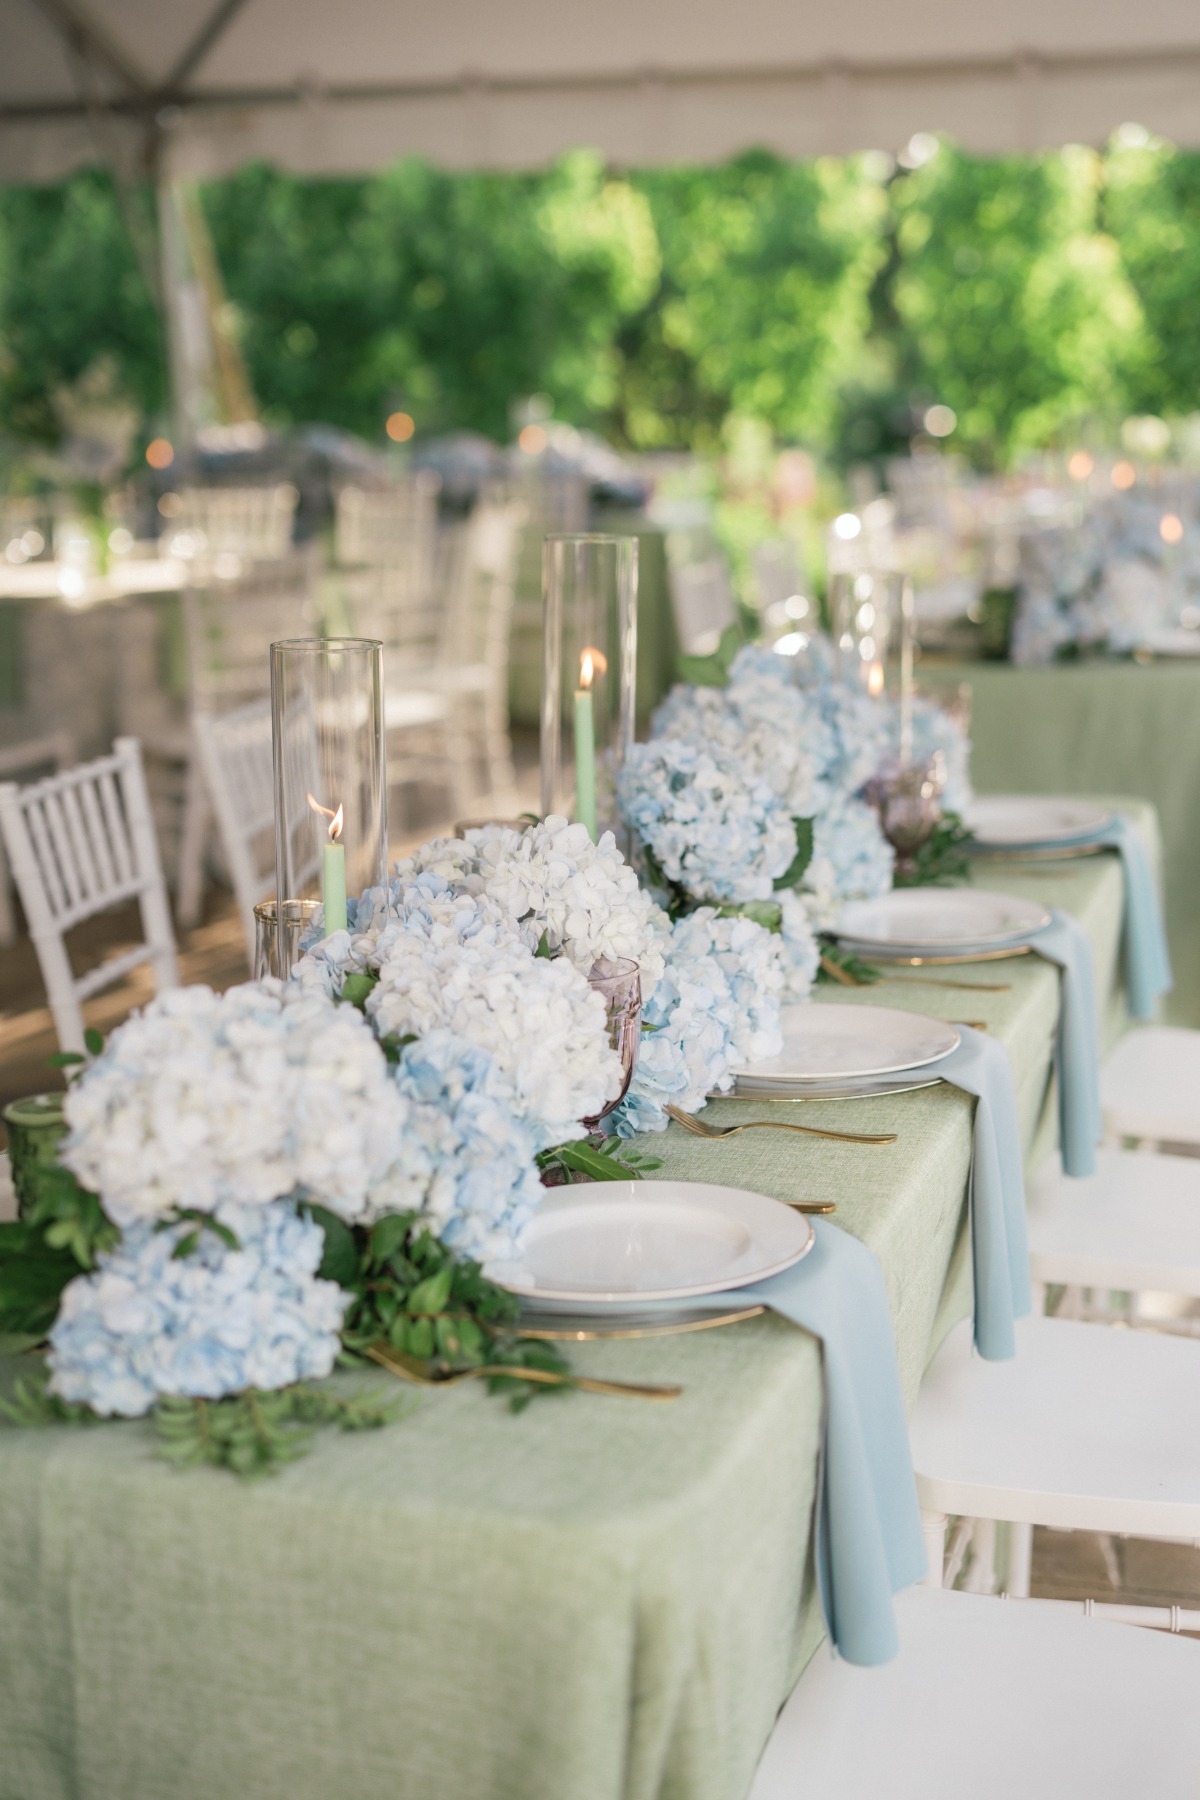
[0, 801, 1156, 1800]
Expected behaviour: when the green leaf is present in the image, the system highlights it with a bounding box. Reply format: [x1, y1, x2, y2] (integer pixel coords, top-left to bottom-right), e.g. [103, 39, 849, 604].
[47, 1051, 86, 1068]
[554, 1139, 643, 1182]
[305, 1204, 358, 1288]
[677, 622, 743, 688]
[83, 1027, 105, 1057]
[338, 971, 379, 1010]
[406, 1266, 453, 1317]
[773, 817, 814, 891]
[534, 930, 554, 959]
[369, 1213, 414, 1269]
[716, 899, 783, 932]
[893, 812, 974, 889]
[817, 942, 883, 987]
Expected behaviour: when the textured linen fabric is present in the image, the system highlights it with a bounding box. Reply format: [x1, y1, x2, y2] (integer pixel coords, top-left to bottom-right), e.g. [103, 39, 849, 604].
[1027, 909, 1103, 1177]
[0, 805, 1146, 1800]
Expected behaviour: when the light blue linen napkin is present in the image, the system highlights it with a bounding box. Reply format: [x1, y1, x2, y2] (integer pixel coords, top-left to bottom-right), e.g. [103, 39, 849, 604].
[1083, 814, 1172, 1019]
[925, 1025, 1030, 1361]
[1026, 908, 1102, 1178]
[695, 1220, 926, 1665]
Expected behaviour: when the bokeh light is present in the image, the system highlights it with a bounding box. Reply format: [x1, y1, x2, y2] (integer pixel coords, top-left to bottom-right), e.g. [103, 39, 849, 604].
[518, 423, 548, 454]
[145, 438, 174, 470]
[1111, 460, 1137, 490]
[832, 513, 862, 541]
[1068, 451, 1094, 481]
[1160, 513, 1184, 544]
[386, 411, 414, 442]
[924, 404, 957, 438]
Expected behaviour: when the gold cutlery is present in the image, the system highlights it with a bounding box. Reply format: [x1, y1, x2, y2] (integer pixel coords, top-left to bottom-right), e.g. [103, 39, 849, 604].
[518, 1305, 769, 1341]
[665, 1103, 895, 1147]
[366, 1342, 682, 1400]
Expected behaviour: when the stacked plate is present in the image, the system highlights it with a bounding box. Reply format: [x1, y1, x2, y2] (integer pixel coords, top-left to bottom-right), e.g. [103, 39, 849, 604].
[834, 888, 1051, 963]
[484, 1180, 816, 1305]
[730, 1002, 960, 1098]
[963, 795, 1113, 853]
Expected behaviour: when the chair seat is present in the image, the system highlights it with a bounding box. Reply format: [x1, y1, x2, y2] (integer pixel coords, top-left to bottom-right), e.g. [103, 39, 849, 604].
[748, 1586, 1200, 1800]
[1102, 1026, 1200, 1144]
[1028, 1148, 1200, 1295]
[910, 1315, 1200, 1536]
[384, 689, 449, 731]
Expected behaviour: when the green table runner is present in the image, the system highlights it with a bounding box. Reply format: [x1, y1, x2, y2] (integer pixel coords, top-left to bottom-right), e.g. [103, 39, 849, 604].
[0, 804, 1149, 1800]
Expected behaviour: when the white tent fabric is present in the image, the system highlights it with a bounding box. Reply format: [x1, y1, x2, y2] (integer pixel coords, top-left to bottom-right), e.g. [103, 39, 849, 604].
[4, 0, 1200, 181]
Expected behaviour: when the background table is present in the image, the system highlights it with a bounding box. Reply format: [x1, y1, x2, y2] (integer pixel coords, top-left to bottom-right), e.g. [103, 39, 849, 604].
[0, 805, 1151, 1800]
[928, 661, 1199, 1027]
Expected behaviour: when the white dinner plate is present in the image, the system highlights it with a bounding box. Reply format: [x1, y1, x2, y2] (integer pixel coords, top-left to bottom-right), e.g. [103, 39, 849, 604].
[1134, 628, 1200, 658]
[719, 1074, 944, 1102]
[836, 889, 1050, 951]
[964, 795, 1112, 848]
[484, 1180, 814, 1304]
[732, 1003, 959, 1085]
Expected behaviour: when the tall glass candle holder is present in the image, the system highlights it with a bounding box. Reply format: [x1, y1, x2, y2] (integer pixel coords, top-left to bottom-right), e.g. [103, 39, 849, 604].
[541, 535, 637, 844]
[271, 638, 386, 975]
[830, 569, 901, 698]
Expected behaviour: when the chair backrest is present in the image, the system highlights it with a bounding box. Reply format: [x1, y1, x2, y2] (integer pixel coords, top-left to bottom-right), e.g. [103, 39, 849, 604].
[192, 700, 320, 966]
[0, 737, 179, 1050]
[168, 484, 298, 561]
[668, 557, 737, 657]
[441, 501, 524, 671]
[335, 474, 440, 571]
[182, 552, 317, 712]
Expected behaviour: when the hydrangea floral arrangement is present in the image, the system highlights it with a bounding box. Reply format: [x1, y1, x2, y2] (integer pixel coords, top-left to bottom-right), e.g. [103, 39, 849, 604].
[0, 850, 644, 1473]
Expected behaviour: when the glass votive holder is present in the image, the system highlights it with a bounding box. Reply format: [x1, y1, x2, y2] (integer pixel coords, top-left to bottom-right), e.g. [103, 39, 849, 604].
[254, 899, 324, 980]
[865, 753, 947, 878]
[581, 956, 642, 1129]
[2, 1093, 69, 1219]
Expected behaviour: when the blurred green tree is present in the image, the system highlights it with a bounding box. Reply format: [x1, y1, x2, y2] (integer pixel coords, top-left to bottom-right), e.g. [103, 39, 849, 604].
[620, 152, 886, 450]
[0, 170, 162, 444]
[1104, 140, 1200, 417]
[202, 150, 659, 438]
[888, 142, 1146, 465]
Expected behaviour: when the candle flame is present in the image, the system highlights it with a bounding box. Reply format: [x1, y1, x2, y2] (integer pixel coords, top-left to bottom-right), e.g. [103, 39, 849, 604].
[579, 646, 607, 688]
[307, 793, 345, 842]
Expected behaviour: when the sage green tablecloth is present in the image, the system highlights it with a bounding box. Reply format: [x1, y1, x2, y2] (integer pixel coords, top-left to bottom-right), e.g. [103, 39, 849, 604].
[0, 804, 1152, 1800]
[928, 661, 1199, 1027]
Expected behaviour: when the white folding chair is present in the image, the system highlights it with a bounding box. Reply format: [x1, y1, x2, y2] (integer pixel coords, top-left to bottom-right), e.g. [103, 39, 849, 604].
[1101, 1026, 1200, 1149]
[0, 737, 179, 1051]
[748, 1586, 1200, 1800]
[0, 730, 74, 944]
[911, 1315, 1200, 1614]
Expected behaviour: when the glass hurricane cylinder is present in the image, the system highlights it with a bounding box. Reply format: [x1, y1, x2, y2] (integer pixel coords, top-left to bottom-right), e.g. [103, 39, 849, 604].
[271, 638, 386, 975]
[541, 535, 637, 844]
[830, 568, 903, 698]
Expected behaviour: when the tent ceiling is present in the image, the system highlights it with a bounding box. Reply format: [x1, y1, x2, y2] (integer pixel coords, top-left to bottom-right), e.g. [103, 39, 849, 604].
[4, 0, 1200, 181]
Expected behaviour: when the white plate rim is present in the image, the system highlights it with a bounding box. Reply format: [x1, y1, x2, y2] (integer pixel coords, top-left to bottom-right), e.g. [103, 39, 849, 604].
[485, 1179, 815, 1304]
[732, 1002, 959, 1084]
[835, 888, 1051, 949]
[964, 795, 1113, 847]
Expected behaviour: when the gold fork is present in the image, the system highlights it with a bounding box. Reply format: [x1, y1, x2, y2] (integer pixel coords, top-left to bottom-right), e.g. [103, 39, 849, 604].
[821, 953, 1009, 994]
[664, 1103, 896, 1147]
[366, 1342, 682, 1400]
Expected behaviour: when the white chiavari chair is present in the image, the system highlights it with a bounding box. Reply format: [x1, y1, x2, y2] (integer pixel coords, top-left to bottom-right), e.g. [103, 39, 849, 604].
[1100, 1026, 1200, 1150]
[334, 474, 440, 572]
[0, 737, 178, 1051]
[0, 730, 74, 944]
[164, 484, 298, 563]
[668, 556, 737, 657]
[748, 1585, 1200, 1800]
[911, 1314, 1200, 1614]
[133, 553, 317, 925]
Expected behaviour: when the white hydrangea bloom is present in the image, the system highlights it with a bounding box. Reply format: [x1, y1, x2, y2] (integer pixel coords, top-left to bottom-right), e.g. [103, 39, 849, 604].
[62, 982, 421, 1227]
